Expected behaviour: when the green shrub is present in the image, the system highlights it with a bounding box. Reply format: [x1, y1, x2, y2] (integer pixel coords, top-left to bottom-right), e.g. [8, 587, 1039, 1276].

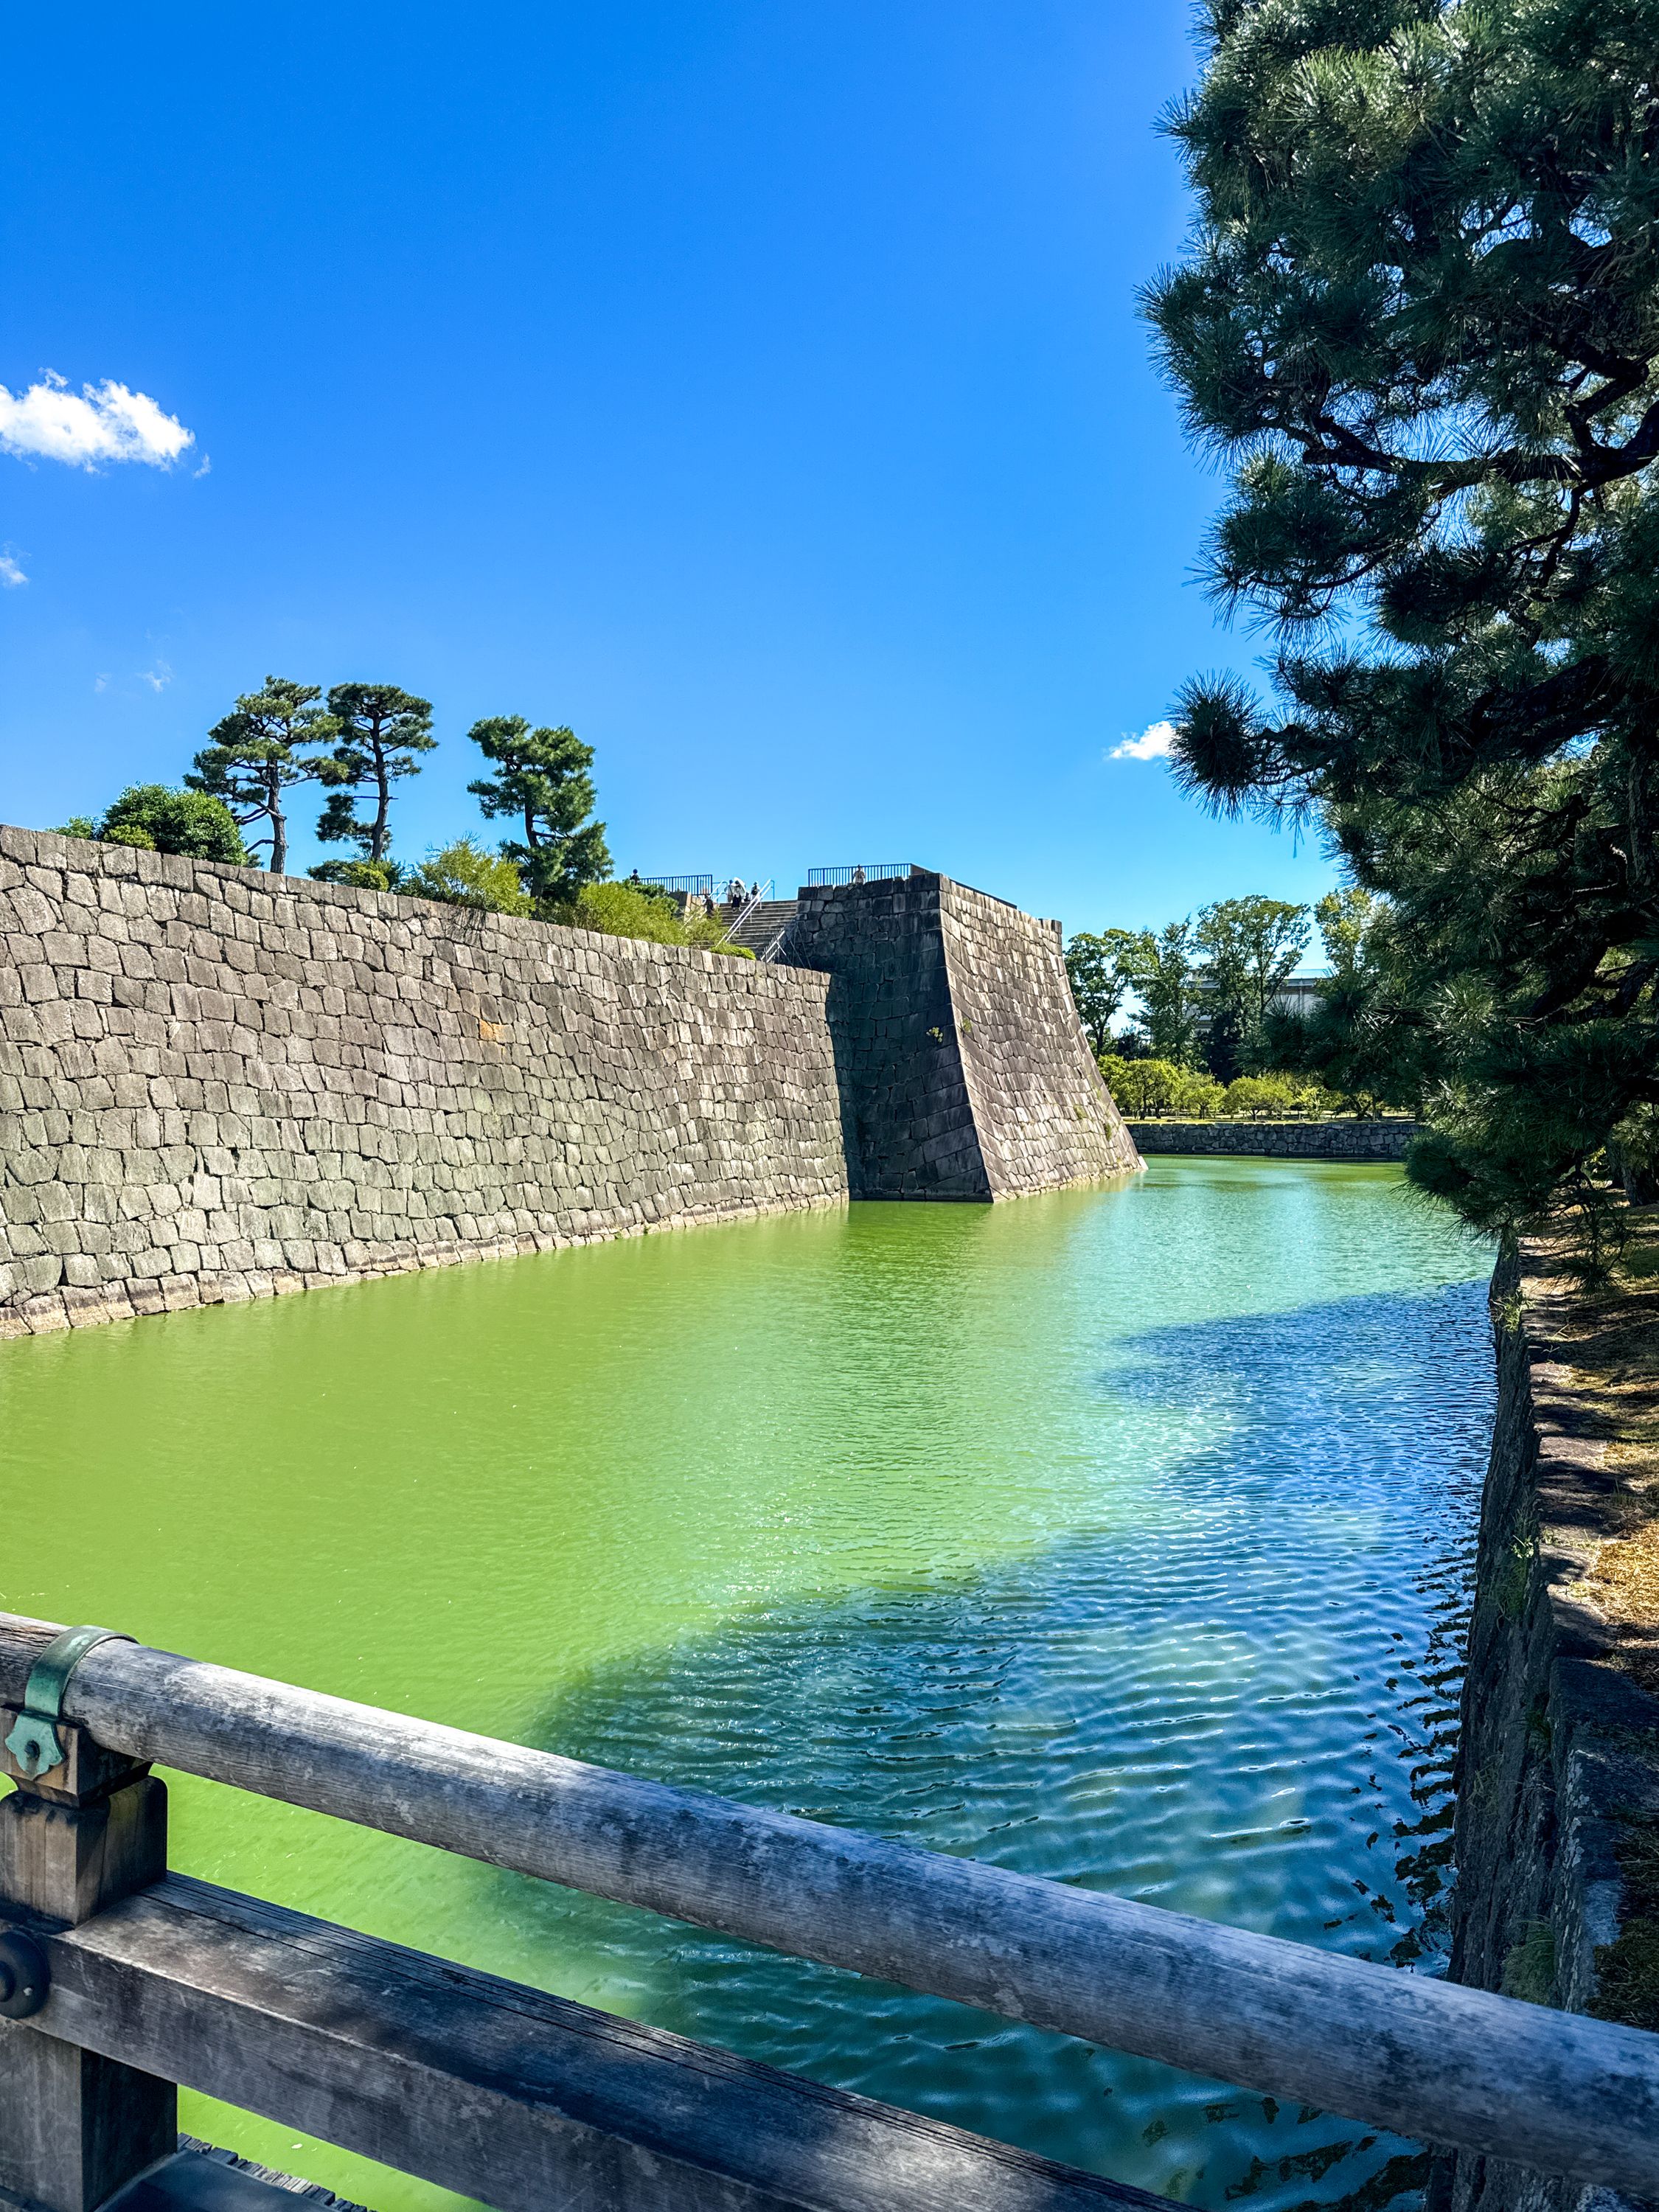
[561, 881, 755, 956]
[309, 860, 403, 891]
[565, 880, 686, 943]
[61, 785, 249, 864]
[1218, 1072, 1343, 1118]
[400, 839, 532, 916]
[1220, 1075, 1284, 1119]
[1100, 1055, 1179, 1116]
[1100, 1056, 1228, 1118]
[684, 911, 756, 957]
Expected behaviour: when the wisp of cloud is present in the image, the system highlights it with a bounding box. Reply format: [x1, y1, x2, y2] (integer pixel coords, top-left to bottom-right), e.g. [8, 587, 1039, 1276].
[1109, 720, 1177, 762]
[0, 372, 194, 470]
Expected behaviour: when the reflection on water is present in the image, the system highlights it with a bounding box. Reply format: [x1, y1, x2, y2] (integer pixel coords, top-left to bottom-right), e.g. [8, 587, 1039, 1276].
[512, 1281, 1485, 2210]
[0, 1161, 1492, 2212]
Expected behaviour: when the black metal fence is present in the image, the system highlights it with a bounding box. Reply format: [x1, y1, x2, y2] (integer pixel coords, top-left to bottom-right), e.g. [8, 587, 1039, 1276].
[633, 873, 714, 897]
[804, 863, 914, 888]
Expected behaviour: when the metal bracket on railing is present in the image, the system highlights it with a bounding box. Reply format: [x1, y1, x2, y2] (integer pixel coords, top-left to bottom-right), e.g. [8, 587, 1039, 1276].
[0, 1927, 49, 2019]
[3, 1626, 133, 1782]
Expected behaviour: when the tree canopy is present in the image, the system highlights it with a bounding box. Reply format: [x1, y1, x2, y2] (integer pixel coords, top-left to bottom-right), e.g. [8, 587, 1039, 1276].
[1121, 924, 1206, 1065]
[62, 785, 249, 865]
[1147, 0, 1659, 1236]
[467, 717, 611, 909]
[1064, 932, 1130, 1054]
[1194, 896, 1311, 1079]
[187, 675, 338, 874]
[316, 684, 436, 865]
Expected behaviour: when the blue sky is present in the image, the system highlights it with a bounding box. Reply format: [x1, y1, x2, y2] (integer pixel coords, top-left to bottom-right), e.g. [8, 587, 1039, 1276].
[0, 3, 1338, 937]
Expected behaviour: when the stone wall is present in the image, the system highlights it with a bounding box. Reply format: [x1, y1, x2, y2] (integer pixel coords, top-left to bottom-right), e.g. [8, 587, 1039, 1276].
[0, 836, 1144, 1335]
[0, 827, 847, 1336]
[1444, 1236, 1659, 2212]
[1126, 1119, 1416, 1161]
[787, 872, 1141, 1200]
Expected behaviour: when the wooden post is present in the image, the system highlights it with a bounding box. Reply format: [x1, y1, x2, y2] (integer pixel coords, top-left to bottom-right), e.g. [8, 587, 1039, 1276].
[0, 1711, 175, 2212]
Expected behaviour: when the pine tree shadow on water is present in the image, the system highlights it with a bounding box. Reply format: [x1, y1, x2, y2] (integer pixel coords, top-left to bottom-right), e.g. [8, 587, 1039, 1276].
[489, 1281, 1494, 2212]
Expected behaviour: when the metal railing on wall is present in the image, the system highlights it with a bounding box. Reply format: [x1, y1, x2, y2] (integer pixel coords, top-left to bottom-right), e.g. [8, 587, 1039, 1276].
[633, 872, 714, 897]
[804, 863, 914, 888]
[0, 1610, 1655, 2212]
[712, 878, 774, 951]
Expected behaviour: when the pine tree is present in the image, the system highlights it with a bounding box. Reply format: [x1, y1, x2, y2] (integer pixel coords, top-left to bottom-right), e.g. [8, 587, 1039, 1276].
[316, 685, 436, 864]
[1147, 0, 1659, 1238]
[466, 717, 611, 910]
[187, 677, 338, 874]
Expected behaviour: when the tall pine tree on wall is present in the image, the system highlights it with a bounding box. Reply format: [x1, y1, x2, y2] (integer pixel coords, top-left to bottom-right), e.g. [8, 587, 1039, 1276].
[187, 677, 339, 874]
[467, 717, 611, 911]
[1149, 0, 1659, 1239]
[316, 684, 436, 870]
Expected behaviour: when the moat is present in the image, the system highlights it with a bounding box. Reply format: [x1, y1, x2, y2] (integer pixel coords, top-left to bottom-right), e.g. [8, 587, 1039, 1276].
[0, 1159, 1494, 2212]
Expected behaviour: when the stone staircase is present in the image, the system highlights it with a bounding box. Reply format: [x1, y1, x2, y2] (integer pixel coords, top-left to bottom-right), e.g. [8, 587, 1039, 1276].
[718, 896, 799, 958]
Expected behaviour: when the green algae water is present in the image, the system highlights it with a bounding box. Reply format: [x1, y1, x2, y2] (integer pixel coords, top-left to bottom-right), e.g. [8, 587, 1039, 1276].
[0, 1160, 1493, 2212]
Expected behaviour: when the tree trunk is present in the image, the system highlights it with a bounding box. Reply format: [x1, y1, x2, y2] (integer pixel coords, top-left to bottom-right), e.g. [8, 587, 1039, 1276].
[267, 762, 287, 875]
[1613, 1140, 1659, 1206]
[370, 735, 392, 863]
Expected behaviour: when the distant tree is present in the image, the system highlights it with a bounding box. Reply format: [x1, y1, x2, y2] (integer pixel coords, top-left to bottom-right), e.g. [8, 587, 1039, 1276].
[1194, 897, 1310, 1079]
[62, 785, 248, 864]
[1116, 922, 1203, 1067]
[1263, 888, 1415, 1117]
[316, 685, 436, 864]
[467, 717, 611, 909]
[1219, 1074, 1335, 1120]
[1099, 1053, 1224, 1119]
[1315, 889, 1379, 992]
[1065, 931, 1132, 1054]
[187, 676, 339, 873]
[401, 838, 532, 916]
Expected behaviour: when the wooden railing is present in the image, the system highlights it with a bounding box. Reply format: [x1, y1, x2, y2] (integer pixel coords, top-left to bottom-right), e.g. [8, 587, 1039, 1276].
[1, 1612, 1655, 2212]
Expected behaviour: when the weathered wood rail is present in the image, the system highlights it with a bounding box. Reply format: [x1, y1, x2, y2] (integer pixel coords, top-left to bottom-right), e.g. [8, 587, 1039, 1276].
[1, 1613, 1656, 2212]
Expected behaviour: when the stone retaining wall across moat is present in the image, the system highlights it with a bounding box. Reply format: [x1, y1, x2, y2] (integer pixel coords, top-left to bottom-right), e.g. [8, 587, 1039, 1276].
[1126, 1118, 1416, 1161]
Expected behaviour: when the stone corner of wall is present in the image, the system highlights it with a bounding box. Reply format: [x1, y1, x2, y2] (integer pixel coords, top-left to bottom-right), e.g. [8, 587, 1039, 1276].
[1447, 1230, 1659, 2212]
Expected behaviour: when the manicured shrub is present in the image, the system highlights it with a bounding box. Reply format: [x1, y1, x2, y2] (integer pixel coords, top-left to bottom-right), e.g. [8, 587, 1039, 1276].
[62, 785, 249, 864]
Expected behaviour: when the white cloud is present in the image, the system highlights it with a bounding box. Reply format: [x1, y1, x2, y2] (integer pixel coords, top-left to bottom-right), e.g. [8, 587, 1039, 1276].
[138, 661, 173, 693]
[0, 552, 26, 588]
[0, 372, 194, 470]
[93, 673, 111, 693]
[1109, 720, 1178, 762]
